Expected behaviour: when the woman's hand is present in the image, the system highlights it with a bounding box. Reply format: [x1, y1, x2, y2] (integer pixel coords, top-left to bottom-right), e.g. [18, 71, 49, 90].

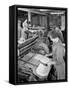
[45, 53, 53, 57]
[48, 61, 56, 65]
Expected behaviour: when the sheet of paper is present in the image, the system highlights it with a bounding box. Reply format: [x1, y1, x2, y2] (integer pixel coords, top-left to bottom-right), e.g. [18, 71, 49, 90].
[36, 63, 51, 77]
[34, 54, 51, 64]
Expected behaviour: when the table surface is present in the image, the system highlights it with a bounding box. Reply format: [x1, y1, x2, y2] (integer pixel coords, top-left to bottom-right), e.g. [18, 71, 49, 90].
[18, 53, 53, 79]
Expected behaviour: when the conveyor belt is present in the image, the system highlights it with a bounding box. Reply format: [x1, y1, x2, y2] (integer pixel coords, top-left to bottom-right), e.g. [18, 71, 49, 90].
[18, 36, 38, 49]
[19, 41, 36, 55]
[18, 36, 38, 58]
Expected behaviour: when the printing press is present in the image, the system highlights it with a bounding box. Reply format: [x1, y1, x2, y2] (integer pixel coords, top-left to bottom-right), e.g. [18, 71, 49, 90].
[18, 34, 56, 82]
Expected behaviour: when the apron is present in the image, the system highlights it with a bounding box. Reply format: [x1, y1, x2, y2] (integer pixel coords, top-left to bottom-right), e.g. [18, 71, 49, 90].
[52, 40, 65, 80]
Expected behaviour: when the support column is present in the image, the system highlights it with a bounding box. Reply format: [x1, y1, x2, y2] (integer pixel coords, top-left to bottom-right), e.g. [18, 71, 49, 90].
[47, 14, 50, 31]
[28, 10, 31, 24]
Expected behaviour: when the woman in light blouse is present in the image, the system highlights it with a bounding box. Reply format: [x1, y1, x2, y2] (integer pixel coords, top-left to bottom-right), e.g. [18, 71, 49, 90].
[47, 30, 65, 80]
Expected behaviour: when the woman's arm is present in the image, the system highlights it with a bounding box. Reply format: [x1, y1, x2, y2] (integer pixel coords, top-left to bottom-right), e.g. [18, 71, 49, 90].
[45, 53, 53, 57]
[48, 61, 56, 65]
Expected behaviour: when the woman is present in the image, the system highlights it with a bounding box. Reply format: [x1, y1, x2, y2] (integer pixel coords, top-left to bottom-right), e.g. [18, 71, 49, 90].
[46, 30, 65, 80]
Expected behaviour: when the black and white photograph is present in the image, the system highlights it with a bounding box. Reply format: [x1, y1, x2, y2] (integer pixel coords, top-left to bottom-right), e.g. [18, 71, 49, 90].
[17, 6, 67, 84]
[0, 0, 69, 89]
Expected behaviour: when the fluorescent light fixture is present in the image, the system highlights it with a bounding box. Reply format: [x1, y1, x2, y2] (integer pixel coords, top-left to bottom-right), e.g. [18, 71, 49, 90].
[50, 11, 65, 14]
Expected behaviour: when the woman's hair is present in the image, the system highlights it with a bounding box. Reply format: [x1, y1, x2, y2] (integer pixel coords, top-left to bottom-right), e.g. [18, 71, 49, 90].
[48, 30, 64, 42]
